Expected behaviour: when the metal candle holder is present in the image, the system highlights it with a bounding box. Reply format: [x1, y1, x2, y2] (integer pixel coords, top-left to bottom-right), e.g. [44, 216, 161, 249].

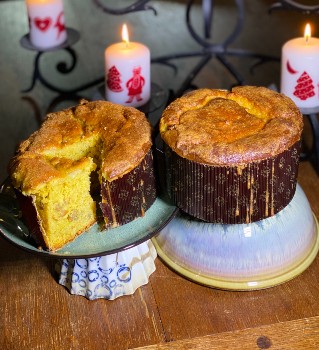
[270, 0, 319, 14]
[299, 107, 319, 173]
[94, 0, 279, 99]
[20, 28, 106, 95]
[19, 0, 319, 172]
[270, 0, 319, 173]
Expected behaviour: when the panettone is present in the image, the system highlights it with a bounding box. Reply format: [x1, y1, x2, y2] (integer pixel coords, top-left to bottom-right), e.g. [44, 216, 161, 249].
[9, 100, 157, 251]
[160, 86, 303, 223]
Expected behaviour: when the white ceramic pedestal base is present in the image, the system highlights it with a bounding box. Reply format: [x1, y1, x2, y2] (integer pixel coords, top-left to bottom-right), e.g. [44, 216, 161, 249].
[152, 185, 319, 290]
[56, 240, 157, 300]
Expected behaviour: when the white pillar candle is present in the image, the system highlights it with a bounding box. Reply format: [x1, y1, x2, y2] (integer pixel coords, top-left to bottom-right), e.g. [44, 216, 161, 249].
[26, 0, 67, 50]
[281, 24, 319, 109]
[105, 24, 151, 107]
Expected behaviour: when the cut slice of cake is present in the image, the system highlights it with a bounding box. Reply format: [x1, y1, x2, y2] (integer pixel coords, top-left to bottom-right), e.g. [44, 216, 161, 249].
[15, 157, 96, 250]
[9, 100, 157, 251]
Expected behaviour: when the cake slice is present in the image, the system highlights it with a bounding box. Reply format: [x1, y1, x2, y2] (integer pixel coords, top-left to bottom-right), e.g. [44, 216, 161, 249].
[9, 100, 156, 251]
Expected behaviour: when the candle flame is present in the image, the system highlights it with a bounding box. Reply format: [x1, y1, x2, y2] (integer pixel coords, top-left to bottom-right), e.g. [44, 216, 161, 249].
[304, 23, 311, 42]
[122, 24, 129, 44]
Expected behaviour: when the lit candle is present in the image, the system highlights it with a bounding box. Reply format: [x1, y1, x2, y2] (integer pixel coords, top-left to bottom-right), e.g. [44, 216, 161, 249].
[281, 23, 319, 109]
[105, 24, 151, 107]
[26, 0, 67, 50]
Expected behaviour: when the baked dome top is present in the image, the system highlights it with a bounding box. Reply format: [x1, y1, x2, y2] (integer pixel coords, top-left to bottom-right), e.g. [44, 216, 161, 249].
[9, 100, 152, 193]
[160, 86, 303, 165]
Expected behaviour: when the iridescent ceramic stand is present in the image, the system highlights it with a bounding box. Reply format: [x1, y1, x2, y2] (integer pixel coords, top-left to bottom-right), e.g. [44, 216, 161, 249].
[152, 184, 319, 290]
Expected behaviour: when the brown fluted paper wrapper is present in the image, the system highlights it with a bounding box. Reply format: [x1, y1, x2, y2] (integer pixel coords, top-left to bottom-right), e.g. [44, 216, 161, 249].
[165, 142, 300, 224]
[100, 149, 157, 227]
[16, 150, 157, 250]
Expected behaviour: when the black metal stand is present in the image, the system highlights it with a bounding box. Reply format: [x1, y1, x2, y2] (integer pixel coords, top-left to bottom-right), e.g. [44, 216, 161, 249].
[20, 28, 105, 95]
[21, 1, 281, 99]
[19, 0, 319, 174]
[269, 0, 319, 14]
[20, 26, 167, 125]
[300, 107, 319, 174]
[152, 0, 280, 98]
[270, 0, 319, 174]
[92, 0, 280, 99]
[93, 0, 157, 15]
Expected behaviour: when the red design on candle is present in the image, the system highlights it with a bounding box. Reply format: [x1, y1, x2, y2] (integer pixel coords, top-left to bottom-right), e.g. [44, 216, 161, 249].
[293, 71, 315, 100]
[107, 66, 124, 92]
[125, 67, 145, 103]
[54, 11, 65, 39]
[286, 60, 298, 75]
[34, 17, 52, 32]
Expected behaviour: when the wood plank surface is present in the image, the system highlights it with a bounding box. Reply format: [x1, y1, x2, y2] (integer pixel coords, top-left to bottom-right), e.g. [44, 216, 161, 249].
[1, 160, 318, 349]
[131, 316, 319, 350]
[0, 239, 165, 349]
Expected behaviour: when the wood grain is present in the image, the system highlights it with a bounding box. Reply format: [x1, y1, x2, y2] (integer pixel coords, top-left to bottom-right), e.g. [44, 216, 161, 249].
[131, 316, 319, 349]
[0, 241, 165, 349]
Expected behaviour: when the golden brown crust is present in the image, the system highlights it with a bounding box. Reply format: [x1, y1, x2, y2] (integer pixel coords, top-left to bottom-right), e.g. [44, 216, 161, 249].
[9, 100, 152, 193]
[160, 86, 303, 165]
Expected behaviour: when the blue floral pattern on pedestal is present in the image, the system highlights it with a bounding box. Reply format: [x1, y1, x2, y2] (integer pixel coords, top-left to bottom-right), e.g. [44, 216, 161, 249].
[59, 257, 132, 300]
[56, 240, 157, 300]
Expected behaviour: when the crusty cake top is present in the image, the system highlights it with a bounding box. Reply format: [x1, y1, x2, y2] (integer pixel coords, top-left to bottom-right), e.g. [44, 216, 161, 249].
[9, 100, 152, 193]
[160, 86, 303, 165]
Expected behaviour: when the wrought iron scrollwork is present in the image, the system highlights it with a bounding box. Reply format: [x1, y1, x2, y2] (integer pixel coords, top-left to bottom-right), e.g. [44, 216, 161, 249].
[269, 0, 319, 14]
[22, 47, 80, 94]
[20, 28, 104, 95]
[22, 48, 105, 93]
[152, 0, 279, 97]
[269, 0, 319, 173]
[92, 0, 157, 15]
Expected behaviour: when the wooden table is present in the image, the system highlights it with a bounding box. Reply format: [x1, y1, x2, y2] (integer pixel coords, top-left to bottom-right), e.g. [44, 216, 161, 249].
[1, 1, 319, 349]
[0, 162, 318, 350]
